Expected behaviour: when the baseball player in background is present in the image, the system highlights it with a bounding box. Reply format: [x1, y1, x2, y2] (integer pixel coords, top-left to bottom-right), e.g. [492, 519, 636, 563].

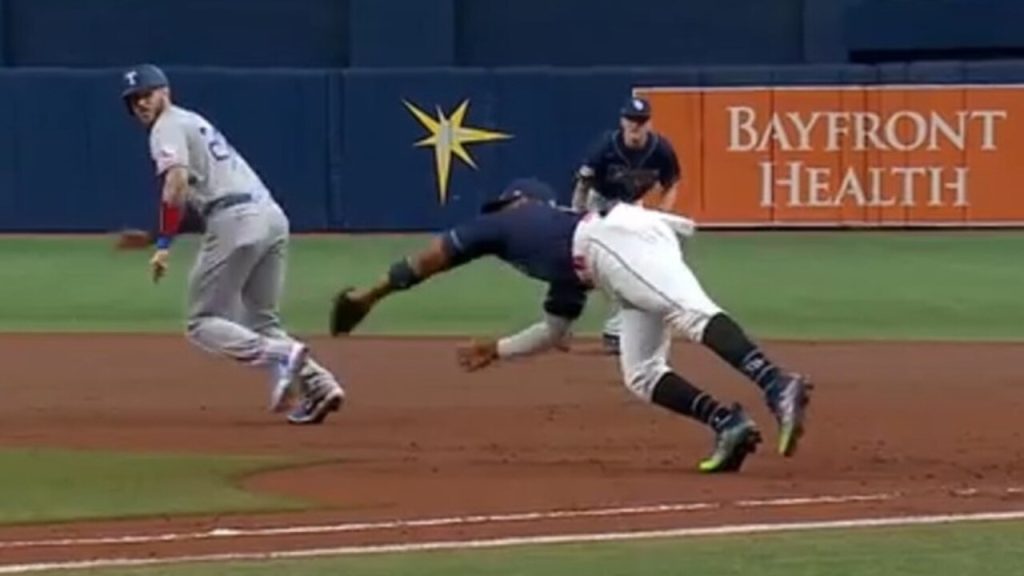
[120, 64, 344, 425]
[329, 178, 811, 472]
[572, 97, 681, 355]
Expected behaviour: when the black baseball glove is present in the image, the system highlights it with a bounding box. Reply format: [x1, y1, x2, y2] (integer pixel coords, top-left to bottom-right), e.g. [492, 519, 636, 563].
[329, 288, 372, 336]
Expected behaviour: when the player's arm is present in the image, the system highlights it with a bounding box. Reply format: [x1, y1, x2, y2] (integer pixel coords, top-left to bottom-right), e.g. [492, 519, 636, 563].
[161, 166, 189, 208]
[456, 284, 584, 371]
[572, 136, 606, 212]
[571, 166, 595, 212]
[148, 123, 189, 282]
[330, 216, 503, 335]
[653, 210, 697, 239]
[341, 235, 455, 310]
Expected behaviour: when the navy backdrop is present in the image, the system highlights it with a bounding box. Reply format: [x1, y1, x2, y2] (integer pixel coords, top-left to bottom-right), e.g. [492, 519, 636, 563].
[1, 0, 1024, 231]
[1, 0, 1024, 68]
[0, 62, 1020, 232]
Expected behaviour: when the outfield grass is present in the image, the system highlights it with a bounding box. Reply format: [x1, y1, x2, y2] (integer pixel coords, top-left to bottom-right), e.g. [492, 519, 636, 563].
[0, 449, 305, 524]
[0, 231, 1022, 339]
[51, 520, 1024, 576]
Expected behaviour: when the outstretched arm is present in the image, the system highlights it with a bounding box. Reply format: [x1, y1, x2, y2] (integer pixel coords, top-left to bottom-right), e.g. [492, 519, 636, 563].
[653, 210, 696, 239]
[455, 284, 585, 371]
[457, 314, 574, 371]
[329, 237, 455, 336]
[346, 237, 452, 308]
[330, 217, 503, 335]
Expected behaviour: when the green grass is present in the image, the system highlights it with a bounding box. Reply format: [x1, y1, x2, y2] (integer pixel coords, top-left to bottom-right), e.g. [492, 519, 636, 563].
[2, 232, 1021, 570]
[0, 231, 1022, 340]
[0, 449, 305, 524]
[53, 520, 1024, 576]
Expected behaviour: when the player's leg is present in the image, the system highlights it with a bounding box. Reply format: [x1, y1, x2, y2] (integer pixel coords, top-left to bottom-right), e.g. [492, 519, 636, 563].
[617, 306, 761, 473]
[241, 219, 344, 425]
[185, 217, 306, 413]
[584, 190, 624, 355]
[601, 301, 622, 355]
[637, 248, 812, 458]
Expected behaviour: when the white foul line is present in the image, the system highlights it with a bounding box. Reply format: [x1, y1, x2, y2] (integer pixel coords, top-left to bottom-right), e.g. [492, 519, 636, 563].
[1, 509, 1023, 574]
[0, 493, 892, 550]
[735, 494, 894, 507]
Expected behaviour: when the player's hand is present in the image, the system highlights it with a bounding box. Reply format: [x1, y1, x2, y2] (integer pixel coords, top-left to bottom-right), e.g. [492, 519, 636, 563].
[329, 287, 374, 336]
[456, 339, 499, 372]
[149, 249, 170, 283]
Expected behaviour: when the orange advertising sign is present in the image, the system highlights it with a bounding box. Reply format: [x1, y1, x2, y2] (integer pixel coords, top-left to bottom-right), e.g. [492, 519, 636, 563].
[635, 85, 1024, 226]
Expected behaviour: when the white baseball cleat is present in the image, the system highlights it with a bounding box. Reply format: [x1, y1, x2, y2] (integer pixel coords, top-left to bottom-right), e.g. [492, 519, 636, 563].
[268, 342, 308, 413]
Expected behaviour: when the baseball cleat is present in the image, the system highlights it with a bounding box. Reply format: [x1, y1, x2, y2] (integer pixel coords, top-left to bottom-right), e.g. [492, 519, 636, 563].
[767, 372, 812, 457]
[268, 342, 308, 413]
[601, 332, 621, 355]
[698, 404, 762, 473]
[287, 385, 344, 425]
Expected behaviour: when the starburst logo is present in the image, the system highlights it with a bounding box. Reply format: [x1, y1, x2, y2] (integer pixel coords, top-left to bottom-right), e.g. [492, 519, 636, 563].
[404, 99, 512, 204]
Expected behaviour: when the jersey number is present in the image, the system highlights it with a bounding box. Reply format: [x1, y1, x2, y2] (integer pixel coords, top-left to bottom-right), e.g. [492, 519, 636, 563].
[199, 125, 232, 162]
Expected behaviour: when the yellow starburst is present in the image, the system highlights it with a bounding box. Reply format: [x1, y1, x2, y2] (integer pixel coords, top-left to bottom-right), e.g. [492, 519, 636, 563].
[404, 99, 512, 204]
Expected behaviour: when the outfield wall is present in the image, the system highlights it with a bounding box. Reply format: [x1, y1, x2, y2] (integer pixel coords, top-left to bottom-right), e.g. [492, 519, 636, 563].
[3, 0, 1024, 68]
[3, 62, 1024, 231]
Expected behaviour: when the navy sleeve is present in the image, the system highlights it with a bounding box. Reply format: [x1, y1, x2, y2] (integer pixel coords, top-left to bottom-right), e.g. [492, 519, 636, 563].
[543, 283, 587, 320]
[440, 213, 505, 266]
[658, 137, 681, 188]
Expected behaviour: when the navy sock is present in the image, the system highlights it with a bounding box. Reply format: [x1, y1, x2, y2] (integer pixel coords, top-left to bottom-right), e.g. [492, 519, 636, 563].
[702, 314, 780, 392]
[651, 372, 732, 431]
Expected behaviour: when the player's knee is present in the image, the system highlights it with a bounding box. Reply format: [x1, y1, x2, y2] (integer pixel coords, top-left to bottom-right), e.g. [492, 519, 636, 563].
[669, 303, 723, 342]
[622, 360, 670, 401]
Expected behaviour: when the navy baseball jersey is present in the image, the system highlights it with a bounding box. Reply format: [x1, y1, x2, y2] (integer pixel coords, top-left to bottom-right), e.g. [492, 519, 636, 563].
[440, 202, 589, 320]
[578, 130, 680, 203]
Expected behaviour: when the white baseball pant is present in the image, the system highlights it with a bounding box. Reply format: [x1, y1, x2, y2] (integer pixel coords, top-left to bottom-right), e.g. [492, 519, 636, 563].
[583, 188, 638, 340]
[573, 203, 721, 399]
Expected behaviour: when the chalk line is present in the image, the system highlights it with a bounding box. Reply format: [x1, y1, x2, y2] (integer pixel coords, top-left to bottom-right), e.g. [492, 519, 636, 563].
[2, 509, 1023, 574]
[0, 492, 891, 550]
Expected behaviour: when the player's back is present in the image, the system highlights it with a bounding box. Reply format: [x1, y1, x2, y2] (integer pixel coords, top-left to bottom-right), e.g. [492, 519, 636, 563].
[149, 106, 269, 213]
[493, 202, 584, 287]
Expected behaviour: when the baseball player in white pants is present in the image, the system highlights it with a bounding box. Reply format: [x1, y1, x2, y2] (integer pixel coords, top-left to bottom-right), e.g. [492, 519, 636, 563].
[328, 179, 810, 471]
[570, 202, 812, 470]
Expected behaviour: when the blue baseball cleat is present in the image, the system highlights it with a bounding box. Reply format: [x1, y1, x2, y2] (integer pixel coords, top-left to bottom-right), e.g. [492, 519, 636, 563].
[766, 372, 812, 457]
[698, 404, 762, 473]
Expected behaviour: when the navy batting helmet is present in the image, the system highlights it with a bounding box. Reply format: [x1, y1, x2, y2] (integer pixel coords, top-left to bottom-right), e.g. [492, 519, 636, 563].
[481, 178, 558, 214]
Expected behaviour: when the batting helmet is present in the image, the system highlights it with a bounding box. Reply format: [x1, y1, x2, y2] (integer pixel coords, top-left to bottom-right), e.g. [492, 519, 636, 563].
[481, 178, 558, 214]
[120, 64, 169, 113]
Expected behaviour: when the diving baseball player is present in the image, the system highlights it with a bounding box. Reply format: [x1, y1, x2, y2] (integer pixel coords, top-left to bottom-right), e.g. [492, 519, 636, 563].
[121, 64, 344, 425]
[329, 178, 811, 472]
[572, 97, 681, 355]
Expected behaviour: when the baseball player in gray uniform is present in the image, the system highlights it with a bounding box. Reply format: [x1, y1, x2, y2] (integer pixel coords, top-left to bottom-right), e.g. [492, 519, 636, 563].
[120, 64, 344, 425]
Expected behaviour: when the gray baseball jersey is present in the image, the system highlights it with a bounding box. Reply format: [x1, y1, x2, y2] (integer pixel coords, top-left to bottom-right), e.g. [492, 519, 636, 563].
[148, 105, 338, 396]
[149, 105, 268, 212]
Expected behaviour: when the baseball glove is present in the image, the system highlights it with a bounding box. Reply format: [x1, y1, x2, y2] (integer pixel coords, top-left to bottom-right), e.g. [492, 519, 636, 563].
[114, 228, 154, 250]
[456, 339, 499, 372]
[329, 288, 372, 336]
